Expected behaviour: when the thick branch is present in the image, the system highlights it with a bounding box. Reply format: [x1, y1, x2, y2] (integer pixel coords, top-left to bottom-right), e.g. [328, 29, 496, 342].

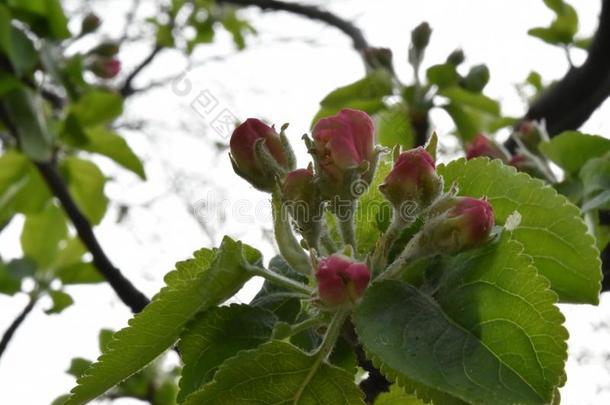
[525, 0, 610, 136]
[218, 0, 369, 50]
[0, 298, 36, 361]
[35, 162, 150, 313]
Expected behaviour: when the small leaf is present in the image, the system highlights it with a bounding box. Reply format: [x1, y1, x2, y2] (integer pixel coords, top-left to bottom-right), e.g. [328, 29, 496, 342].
[375, 385, 427, 405]
[376, 103, 415, 149]
[438, 158, 601, 303]
[0, 261, 21, 295]
[21, 204, 67, 268]
[539, 131, 610, 176]
[66, 237, 259, 405]
[46, 290, 74, 314]
[183, 341, 364, 405]
[67, 358, 93, 378]
[60, 157, 108, 225]
[3, 85, 53, 161]
[178, 304, 276, 402]
[440, 86, 499, 116]
[579, 156, 610, 211]
[83, 127, 146, 179]
[70, 90, 123, 127]
[426, 63, 459, 89]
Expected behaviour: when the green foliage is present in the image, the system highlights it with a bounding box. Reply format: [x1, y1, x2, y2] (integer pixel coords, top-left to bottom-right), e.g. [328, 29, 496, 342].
[183, 341, 365, 405]
[45, 290, 74, 314]
[579, 156, 610, 212]
[438, 158, 601, 303]
[66, 237, 260, 405]
[61, 157, 108, 225]
[21, 204, 67, 269]
[178, 304, 276, 402]
[313, 70, 393, 125]
[356, 236, 567, 404]
[375, 385, 428, 405]
[528, 0, 578, 46]
[539, 131, 610, 176]
[376, 103, 415, 149]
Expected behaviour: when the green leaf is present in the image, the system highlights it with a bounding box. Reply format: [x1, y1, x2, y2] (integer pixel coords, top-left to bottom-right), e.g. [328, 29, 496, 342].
[438, 158, 601, 303]
[56, 262, 104, 285]
[355, 158, 392, 254]
[462, 64, 490, 93]
[82, 127, 146, 179]
[440, 86, 499, 116]
[539, 131, 610, 176]
[426, 63, 459, 89]
[178, 304, 276, 402]
[579, 156, 610, 211]
[375, 385, 427, 405]
[67, 358, 93, 378]
[221, 10, 255, 50]
[313, 70, 393, 125]
[44, 0, 70, 39]
[356, 238, 567, 404]
[528, 27, 564, 45]
[21, 204, 67, 268]
[60, 157, 108, 225]
[183, 341, 365, 405]
[66, 237, 260, 405]
[0, 261, 21, 295]
[70, 91, 124, 127]
[4, 26, 38, 76]
[45, 289, 74, 314]
[251, 255, 303, 323]
[3, 86, 53, 161]
[376, 103, 415, 149]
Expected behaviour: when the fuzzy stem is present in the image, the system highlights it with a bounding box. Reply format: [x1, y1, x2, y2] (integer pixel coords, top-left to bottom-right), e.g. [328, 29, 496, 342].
[245, 264, 313, 296]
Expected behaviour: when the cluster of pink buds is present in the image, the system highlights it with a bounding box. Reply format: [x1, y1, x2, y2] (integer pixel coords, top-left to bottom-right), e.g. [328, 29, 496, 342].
[229, 108, 496, 308]
[89, 58, 121, 79]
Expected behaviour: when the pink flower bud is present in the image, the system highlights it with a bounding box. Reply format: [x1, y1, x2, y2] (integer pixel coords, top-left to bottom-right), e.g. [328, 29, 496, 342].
[90, 58, 121, 79]
[230, 118, 290, 191]
[316, 255, 370, 306]
[429, 197, 494, 253]
[282, 167, 315, 203]
[81, 13, 101, 35]
[466, 134, 508, 161]
[312, 109, 375, 181]
[380, 147, 442, 210]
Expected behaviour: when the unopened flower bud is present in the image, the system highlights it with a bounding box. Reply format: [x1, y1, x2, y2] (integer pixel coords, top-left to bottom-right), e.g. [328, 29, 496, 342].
[380, 147, 442, 211]
[282, 165, 323, 246]
[89, 58, 121, 79]
[230, 118, 293, 192]
[514, 120, 548, 154]
[411, 22, 432, 51]
[316, 255, 370, 306]
[81, 13, 101, 35]
[363, 47, 394, 73]
[466, 134, 509, 161]
[312, 108, 376, 199]
[509, 154, 546, 178]
[427, 197, 494, 253]
[89, 41, 120, 57]
[446, 49, 465, 66]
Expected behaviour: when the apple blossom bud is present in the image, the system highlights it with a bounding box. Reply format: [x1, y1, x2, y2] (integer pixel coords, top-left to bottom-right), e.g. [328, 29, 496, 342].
[515, 120, 548, 154]
[363, 47, 394, 73]
[427, 197, 494, 253]
[230, 118, 293, 192]
[89, 41, 120, 57]
[316, 255, 370, 306]
[282, 165, 323, 245]
[89, 58, 121, 79]
[411, 22, 432, 51]
[466, 134, 509, 161]
[313, 109, 375, 180]
[81, 13, 101, 35]
[446, 49, 465, 66]
[380, 147, 442, 211]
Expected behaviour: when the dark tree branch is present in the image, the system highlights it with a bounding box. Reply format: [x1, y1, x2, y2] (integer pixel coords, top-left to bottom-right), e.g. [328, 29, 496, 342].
[120, 45, 164, 97]
[218, 0, 369, 51]
[34, 162, 150, 313]
[0, 297, 36, 361]
[526, 0, 610, 136]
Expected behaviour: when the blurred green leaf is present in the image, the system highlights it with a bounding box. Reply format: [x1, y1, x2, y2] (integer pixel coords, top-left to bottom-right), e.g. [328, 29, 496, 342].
[221, 10, 255, 50]
[61, 157, 108, 225]
[579, 156, 610, 211]
[67, 358, 93, 378]
[539, 131, 610, 176]
[461, 64, 490, 92]
[376, 102, 414, 149]
[45, 289, 74, 314]
[0, 261, 21, 295]
[56, 262, 104, 285]
[3, 85, 53, 161]
[440, 87, 499, 115]
[320, 70, 393, 108]
[84, 127, 146, 179]
[21, 203, 67, 268]
[426, 63, 459, 89]
[70, 91, 124, 127]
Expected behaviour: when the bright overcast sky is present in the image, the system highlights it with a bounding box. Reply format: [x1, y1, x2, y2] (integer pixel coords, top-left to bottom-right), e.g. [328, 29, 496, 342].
[1, 0, 610, 404]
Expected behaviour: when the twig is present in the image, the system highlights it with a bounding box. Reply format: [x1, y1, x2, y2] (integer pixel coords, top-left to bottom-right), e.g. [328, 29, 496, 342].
[0, 297, 36, 361]
[120, 45, 164, 97]
[34, 162, 150, 313]
[217, 0, 369, 50]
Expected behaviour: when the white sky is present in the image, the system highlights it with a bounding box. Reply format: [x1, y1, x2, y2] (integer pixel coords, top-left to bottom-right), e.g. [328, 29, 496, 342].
[2, 0, 610, 404]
